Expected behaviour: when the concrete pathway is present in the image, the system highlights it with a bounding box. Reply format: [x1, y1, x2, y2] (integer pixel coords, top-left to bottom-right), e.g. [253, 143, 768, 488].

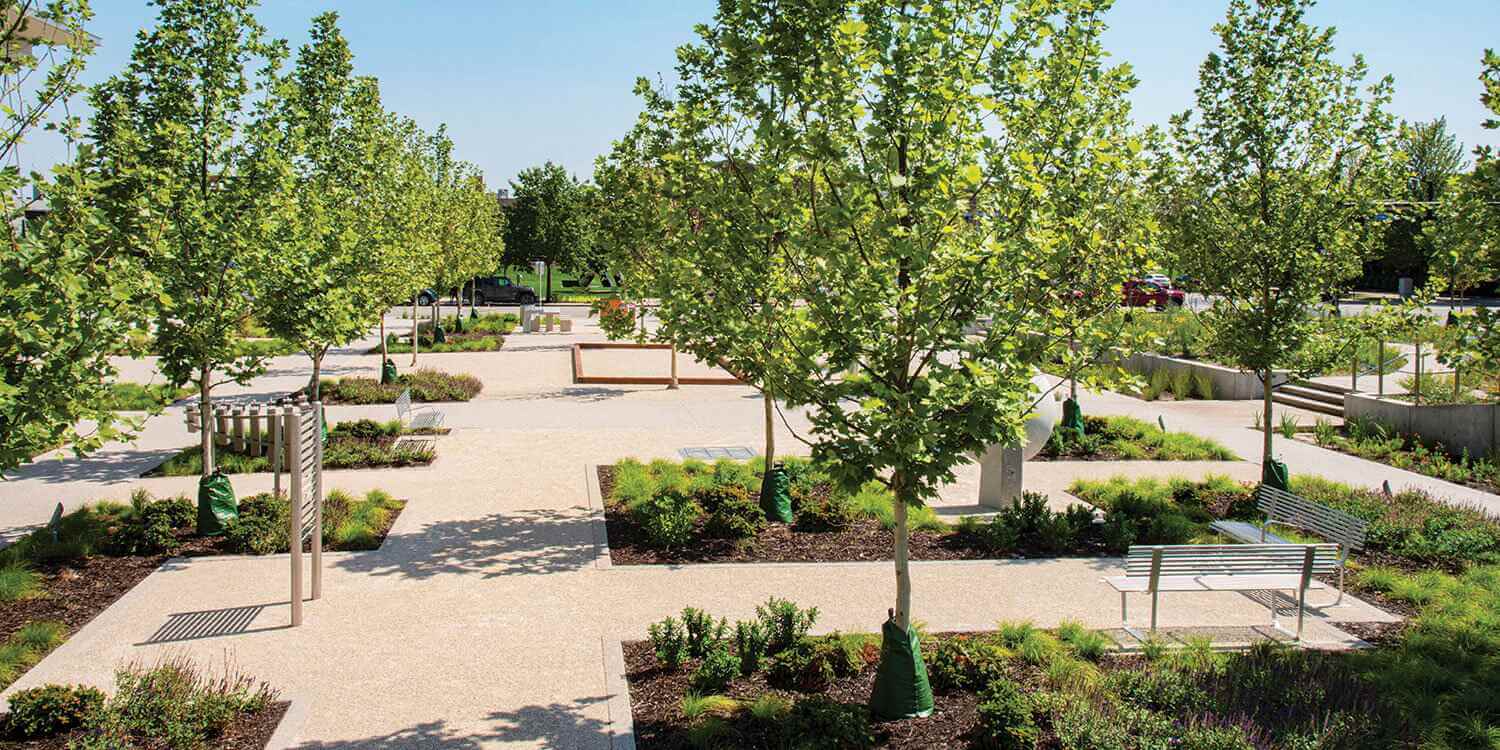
[0, 313, 1483, 748]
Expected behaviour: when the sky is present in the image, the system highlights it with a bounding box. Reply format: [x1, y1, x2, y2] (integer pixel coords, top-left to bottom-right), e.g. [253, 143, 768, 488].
[21, 0, 1500, 187]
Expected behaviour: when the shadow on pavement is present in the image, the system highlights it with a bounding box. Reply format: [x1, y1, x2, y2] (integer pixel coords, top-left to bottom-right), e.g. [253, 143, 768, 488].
[136, 602, 290, 645]
[290, 696, 613, 749]
[333, 508, 597, 580]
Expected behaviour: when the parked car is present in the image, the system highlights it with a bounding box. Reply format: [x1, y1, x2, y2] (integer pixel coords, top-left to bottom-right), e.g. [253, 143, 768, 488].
[415, 288, 439, 306]
[1141, 273, 1172, 288]
[1123, 280, 1185, 310]
[463, 276, 538, 306]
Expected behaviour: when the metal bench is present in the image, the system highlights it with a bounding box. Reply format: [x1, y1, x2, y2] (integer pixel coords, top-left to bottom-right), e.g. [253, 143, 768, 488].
[1209, 485, 1368, 605]
[1103, 543, 1340, 641]
[394, 388, 444, 430]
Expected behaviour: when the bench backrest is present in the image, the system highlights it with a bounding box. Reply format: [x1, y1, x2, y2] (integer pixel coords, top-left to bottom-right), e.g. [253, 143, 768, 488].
[1256, 485, 1368, 552]
[1125, 543, 1340, 587]
[394, 388, 412, 422]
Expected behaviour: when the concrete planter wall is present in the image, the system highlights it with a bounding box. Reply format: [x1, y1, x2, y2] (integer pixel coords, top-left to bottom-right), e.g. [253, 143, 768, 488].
[1344, 392, 1499, 458]
[1118, 352, 1289, 401]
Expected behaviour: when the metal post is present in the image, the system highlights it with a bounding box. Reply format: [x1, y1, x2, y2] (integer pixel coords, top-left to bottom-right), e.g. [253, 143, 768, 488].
[1377, 339, 1385, 396]
[248, 405, 262, 457]
[1351, 342, 1358, 392]
[286, 406, 303, 627]
[272, 406, 282, 498]
[1414, 338, 1423, 405]
[311, 403, 323, 601]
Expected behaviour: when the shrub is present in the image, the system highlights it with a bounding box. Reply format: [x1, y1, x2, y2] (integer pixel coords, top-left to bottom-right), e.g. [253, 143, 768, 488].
[711, 460, 758, 493]
[75, 658, 275, 749]
[632, 489, 701, 549]
[789, 696, 872, 750]
[766, 634, 869, 692]
[680, 607, 728, 658]
[746, 693, 791, 723]
[3, 684, 106, 739]
[221, 494, 288, 555]
[756, 597, 818, 654]
[794, 490, 857, 531]
[648, 616, 688, 670]
[699, 486, 764, 539]
[319, 369, 482, 404]
[691, 646, 740, 693]
[1107, 666, 1209, 713]
[13, 621, 65, 653]
[928, 636, 1011, 692]
[734, 620, 769, 676]
[975, 678, 1038, 750]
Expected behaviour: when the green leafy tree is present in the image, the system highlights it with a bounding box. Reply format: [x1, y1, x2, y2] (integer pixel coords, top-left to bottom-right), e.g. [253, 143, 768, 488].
[261, 13, 398, 398]
[90, 0, 292, 474]
[649, 0, 1152, 717]
[0, 0, 157, 473]
[503, 161, 590, 301]
[1398, 117, 1465, 203]
[1423, 177, 1497, 306]
[1165, 0, 1394, 474]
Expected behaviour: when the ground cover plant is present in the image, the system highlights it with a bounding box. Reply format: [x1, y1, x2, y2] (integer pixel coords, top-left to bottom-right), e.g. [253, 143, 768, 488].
[1308, 416, 1500, 494]
[318, 369, 482, 403]
[1071, 474, 1500, 570]
[145, 419, 438, 476]
[378, 313, 517, 354]
[0, 488, 403, 691]
[0, 657, 287, 748]
[103, 382, 198, 411]
[1037, 416, 1237, 461]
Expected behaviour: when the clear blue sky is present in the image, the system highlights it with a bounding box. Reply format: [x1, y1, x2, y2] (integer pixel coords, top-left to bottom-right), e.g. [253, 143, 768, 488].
[29, 0, 1500, 187]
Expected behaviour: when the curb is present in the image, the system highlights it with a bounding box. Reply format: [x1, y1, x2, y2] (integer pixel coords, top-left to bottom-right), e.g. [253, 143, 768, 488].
[601, 637, 636, 750]
[585, 464, 613, 570]
[264, 697, 310, 750]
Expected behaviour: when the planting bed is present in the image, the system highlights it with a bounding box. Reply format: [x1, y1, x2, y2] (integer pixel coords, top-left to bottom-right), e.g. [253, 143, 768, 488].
[1300, 416, 1500, 495]
[145, 419, 441, 477]
[1036, 415, 1237, 462]
[0, 701, 288, 750]
[317, 369, 482, 404]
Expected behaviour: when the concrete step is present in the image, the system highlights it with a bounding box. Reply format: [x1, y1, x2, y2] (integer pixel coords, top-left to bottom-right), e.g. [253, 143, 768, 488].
[1271, 391, 1344, 418]
[1291, 380, 1353, 396]
[1274, 382, 1346, 409]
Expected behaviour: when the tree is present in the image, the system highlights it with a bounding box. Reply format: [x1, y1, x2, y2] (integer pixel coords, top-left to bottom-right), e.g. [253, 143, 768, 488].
[90, 0, 292, 475]
[1398, 117, 1465, 203]
[502, 161, 590, 301]
[0, 0, 157, 473]
[1423, 177, 1497, 306]
[261, 13, 397, 399]
[1166, 0, 1394, 477]
[649, 0, 1152, 717]
[415, 127, 502, 334]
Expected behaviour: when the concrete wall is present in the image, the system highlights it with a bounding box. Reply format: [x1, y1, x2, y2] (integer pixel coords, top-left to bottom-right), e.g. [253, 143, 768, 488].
[1119, 352, 1289, 401]
[1344, 393, 1499, 458]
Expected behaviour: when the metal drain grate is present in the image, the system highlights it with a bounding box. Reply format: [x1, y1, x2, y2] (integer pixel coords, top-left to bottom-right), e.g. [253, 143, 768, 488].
[678, 446, 756, 460]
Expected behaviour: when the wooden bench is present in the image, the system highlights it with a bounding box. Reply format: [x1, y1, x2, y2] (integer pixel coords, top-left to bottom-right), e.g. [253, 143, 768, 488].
[1103, 543, 1340, 641]
[1210, 485, 1368, 605]
[394, 388, 444, 430]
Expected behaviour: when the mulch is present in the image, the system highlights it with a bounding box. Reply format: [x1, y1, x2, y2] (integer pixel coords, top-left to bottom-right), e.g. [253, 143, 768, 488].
[598, 466, 1005, 565]
[624, 641, 981, 750]
[0, 700, 289, 749]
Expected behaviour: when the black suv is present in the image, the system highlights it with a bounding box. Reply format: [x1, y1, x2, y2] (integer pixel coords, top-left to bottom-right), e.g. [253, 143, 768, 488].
[464, 276, 538, 305]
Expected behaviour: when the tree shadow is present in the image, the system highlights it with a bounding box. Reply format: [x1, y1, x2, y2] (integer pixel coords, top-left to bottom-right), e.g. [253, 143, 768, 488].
[333, 508, 599, 580]
[489, 387, 629, 403]
[11, 444, 185, 485]
[290, 696, 614, 749]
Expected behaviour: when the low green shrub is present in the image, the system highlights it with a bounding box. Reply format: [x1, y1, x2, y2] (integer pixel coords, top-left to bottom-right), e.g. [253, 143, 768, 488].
[104, 382, 196, 411]
[690, 646, 739, 694]
[648, 616, 688, 670]
[793, 488, 857, 531]
[681, 607, 728, 659]
[766, 634, 868, 691]
[319, 369, 482, 404]
[756, 597, 818, 654]
[632, 489, 701, 549]
[734, 620, 769, 676]
[3, 684, 105, 739]
[0, 563, 41, 603]
[927, 636, 1011, 692]
[221, 489, 403, 554]
[788, 696, 872, 750]
[73, 658, 276, 749]
[975, 677, 1039, 750]
[696, 485, 763, 539]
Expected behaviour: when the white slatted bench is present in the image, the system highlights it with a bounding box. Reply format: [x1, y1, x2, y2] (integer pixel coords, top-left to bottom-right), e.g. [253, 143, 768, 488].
[1210, 485, 1368, 605]
[394, 388, 444, 430]
[1103, 543, 1340, 641]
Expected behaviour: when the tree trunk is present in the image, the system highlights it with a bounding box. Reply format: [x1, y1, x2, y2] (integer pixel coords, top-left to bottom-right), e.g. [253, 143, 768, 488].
[546, 264, 553, 302]
[1261, 371, 1274, 467]
[891, 472, 913, 630]
[379, 316, 387, 366]
[763, 389, 776, 467]
[199, 367, 214, 476]
[310, 349, 324, 401]
[669, 344, 679, 390]
[411, 294, 419, 366]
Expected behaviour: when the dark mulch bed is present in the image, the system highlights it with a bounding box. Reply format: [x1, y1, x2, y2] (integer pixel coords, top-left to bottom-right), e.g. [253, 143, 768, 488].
[598, 467, 1013, 565]
[625, 641, 980, 750]
[0, 700, 289, 749]
[1291, 434, 1500, 496]
[0, 553, 167, 647]
[1334, 620, 1409, 647]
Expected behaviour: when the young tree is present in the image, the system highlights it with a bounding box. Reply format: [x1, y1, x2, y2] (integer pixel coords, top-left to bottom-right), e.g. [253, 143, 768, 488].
[1398, 117, 1465, 203]
[261, 13, 396, 398]
[1166, 0, 1394, 478]
[1423, 177, 1497, 307]
[502, 161, 590, 301]
[90, 0, 292, 475]
[651, 0, 1152, 717]
[0, 1, 156, 473]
